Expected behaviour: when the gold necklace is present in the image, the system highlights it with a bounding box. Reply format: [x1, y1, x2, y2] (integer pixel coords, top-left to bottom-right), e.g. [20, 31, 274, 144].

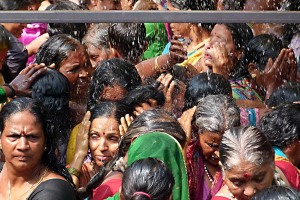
[8, 168, 48, 200]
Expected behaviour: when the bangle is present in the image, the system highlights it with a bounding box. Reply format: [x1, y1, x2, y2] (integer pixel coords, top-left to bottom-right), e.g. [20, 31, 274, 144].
[154, 56, 161, 73]
[67, 167, 80, 179]
[3, 84, 16, 98]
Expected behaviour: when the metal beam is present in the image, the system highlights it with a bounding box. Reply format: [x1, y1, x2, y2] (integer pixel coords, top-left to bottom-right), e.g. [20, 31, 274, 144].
[0, 10, 299, 23]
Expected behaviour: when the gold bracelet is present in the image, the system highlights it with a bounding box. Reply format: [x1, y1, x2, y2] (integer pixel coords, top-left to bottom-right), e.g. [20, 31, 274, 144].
[67, 167, 80, 178]
[154, 56, 162, 73]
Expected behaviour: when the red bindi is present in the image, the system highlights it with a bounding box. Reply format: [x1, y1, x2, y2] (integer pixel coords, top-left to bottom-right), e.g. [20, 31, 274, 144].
[20, 130, 26, 136]
[243, 173, 251, 179]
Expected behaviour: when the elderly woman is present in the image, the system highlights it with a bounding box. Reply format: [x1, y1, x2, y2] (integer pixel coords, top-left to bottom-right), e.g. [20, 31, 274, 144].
[212, 126, 289, 200]
[0, 97, 77, 199]
[186, 94, 240, 200]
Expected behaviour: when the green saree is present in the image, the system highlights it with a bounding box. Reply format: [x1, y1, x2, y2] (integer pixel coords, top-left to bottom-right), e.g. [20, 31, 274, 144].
[106, 132, 189, 200]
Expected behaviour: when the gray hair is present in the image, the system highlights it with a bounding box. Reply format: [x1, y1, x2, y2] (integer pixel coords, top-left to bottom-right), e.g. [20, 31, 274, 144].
[83, 23, 110, 50]
[195, 95, 240, 133]
[220, 126, 274, 171]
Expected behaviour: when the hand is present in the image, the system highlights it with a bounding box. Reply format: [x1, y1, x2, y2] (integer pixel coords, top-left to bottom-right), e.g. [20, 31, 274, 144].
[9, 63, 47, 97]
[258, 48, 296, 98]
[133, 99, 158, 116]
[156, 73, 176, 112]
[168, 35, 188, 67]
[178, 106, 196, 145]
[119, 114, 134, 136]
[75, 111, 91, 157]
[204, 42, 234, 77]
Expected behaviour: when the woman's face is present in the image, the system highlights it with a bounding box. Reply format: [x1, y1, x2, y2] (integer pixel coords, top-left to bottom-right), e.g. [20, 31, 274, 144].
[85, 43, 112, 69]
[59, 46, 90, 93]
[199, 130, 223, 166]
[201, 24, 238, 77]
[0, 111, 45, 171]
[224, 161, 274, 200]
[89, 115, 120, 167]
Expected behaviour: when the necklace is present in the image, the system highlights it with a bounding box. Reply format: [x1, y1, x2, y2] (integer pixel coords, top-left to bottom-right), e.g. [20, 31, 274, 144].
[8, 168, 48, 200]
[204, 164, 214, 183]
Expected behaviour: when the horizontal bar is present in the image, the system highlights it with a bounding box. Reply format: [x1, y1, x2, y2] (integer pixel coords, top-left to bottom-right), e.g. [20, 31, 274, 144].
[0, 10, 299, 23]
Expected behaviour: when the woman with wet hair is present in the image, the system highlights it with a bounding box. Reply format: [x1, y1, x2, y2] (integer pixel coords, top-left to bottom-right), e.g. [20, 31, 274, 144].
[187, 94, 240, 200]
[81, 109, 187, 199]
[87, 58, 142, 111]
[259, 104, 300, 190]
[67, 101, 132, 200]
[195, 23, 269, 126]
[0, 97, 77, 199]
[35, 34, 90, 125]
[212, 126, 289, 200]
[121, 158, 174, 200]
[252, 186, 300, 200]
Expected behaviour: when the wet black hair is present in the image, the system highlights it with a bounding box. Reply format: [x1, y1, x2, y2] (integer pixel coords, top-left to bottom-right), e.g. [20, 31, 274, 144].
[123, 85, 165, 111]
[35, 34, 84, 71]
[259, 104, 300, 149]
[252, 186, 300, 200]
[184, 72, 232, 110]
[46, 0, 87, 41]
[90, 101, 132, 124]
[108, 23, 146, 64]
[87, 58, 142, 110]
[266, 82, 300, 108]
[121, 158, 174, 200]
[32, 69, 70, 112]
[32, 69, 71, 164]
[244, 34, 283, 71]
[0, 0, 30, 10]
[0, 97, 75, 188]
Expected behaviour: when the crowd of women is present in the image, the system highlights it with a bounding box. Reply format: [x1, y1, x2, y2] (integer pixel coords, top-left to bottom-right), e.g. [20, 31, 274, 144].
[0, 0, 300, 199]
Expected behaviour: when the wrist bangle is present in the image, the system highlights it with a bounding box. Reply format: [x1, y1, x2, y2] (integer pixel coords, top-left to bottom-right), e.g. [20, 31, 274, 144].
[67, 167, 80, 179]
[3, 84, 16, 98]
[154, 56, 162, 73]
